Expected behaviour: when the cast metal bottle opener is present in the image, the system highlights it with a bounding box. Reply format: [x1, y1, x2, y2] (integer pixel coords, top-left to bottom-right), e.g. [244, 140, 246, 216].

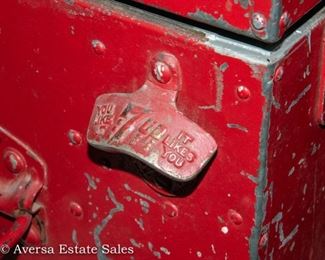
[87, 53, 217, 181]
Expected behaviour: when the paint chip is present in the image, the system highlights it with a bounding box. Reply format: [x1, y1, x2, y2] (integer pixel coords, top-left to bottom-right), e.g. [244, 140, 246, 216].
[160, 247, 171, 255]
[221, 226, 229, 234]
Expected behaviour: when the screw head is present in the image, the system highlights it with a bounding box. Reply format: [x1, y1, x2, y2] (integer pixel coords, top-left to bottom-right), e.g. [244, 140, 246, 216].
[91, 39, 106, 55]
[236, 86, 251, 100]
[152, 61, 172, 84]
[228, 209, 243, 225]
[3, 148, 26, 174]
[70, 202, 83, 218]
[252, 13, 266, 30]
[68, 129, 82, 145]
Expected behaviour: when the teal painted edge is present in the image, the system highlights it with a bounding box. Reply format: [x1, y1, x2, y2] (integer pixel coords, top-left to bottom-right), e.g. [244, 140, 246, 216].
[266, 0, 282, 42]
[249, 64, 276, 259]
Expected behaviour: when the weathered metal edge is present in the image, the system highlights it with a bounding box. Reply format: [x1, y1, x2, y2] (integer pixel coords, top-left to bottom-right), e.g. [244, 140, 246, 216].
[90, 1, 324, 66]
[204, 7, 325, 66]
[266, 0, 282, 43]
[248, 65, 275, 260]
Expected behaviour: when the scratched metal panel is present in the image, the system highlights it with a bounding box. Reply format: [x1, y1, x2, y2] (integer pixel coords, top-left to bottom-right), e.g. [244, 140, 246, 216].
[0, 0, 324, 259]
[126, 0, 322, 43]
[255, 16, 325, 259]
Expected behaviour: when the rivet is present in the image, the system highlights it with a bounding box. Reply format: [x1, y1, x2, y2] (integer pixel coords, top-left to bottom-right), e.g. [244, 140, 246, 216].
[259, 233, 268, 248]
[228, 209, 243, 225]
[70, 202, 83, 218]
[68, 129, 82, 145]
[162, 201, 178, 218]
[274, 66, 284, 81]
[279, 12, 290, 31]
[3, 148, 26, 174]
[252, 13, 266, 30]
[152, 61, 172, 84]
[221, 226, 229, 234]
[236, 86, 251, 100]
[91, 39, 106, 55]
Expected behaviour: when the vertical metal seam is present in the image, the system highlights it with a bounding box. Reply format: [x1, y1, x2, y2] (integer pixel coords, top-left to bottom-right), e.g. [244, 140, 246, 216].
[249, 65, 276, 259]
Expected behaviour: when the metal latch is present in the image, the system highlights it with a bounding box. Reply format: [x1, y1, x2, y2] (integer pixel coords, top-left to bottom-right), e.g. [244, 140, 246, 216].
[0, 127, 47, 251]
[87, 53, 217, 181]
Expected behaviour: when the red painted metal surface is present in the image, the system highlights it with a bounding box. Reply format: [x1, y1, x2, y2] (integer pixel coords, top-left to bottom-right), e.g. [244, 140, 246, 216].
[128, 0, 321, 42]
[0, 0, 324, 259]
[260, 19, 325, 260]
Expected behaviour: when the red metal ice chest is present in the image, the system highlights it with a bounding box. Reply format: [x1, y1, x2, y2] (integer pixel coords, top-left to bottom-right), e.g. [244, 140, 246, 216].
[0, 0, 324, 259]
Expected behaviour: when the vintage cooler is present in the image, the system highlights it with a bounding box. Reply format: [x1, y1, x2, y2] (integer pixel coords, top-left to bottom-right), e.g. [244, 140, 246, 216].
[0, 0, 324, 259]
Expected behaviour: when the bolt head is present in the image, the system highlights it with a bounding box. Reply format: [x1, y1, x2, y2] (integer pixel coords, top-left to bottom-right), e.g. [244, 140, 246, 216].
[3, 148, 26, 174]
[152, 61, 172, 84]
[91, 39, 106, 55]
[236, 86, 251, 100]
[68, 129, 82, 145]
[252, 13, 266, 30]
[228, 209, 243, 225]
[70, 202, 83, 218]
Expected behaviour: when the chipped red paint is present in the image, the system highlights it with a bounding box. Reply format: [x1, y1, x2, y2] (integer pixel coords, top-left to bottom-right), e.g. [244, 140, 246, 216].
[259, 20, 325, 259]
[0, 0, 324, 259]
